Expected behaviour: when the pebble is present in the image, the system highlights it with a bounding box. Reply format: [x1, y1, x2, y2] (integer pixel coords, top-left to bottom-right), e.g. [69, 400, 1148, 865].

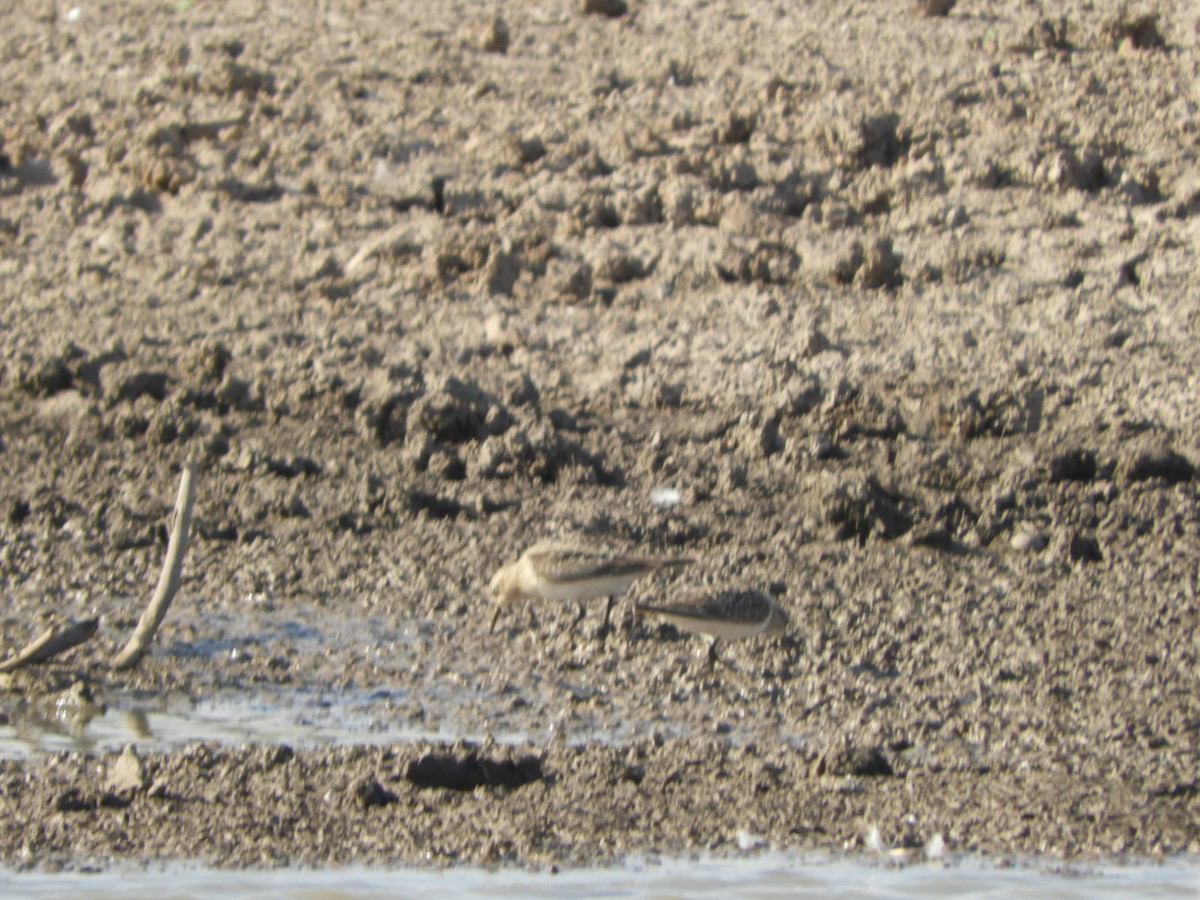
[1011, 528, 1047, 552]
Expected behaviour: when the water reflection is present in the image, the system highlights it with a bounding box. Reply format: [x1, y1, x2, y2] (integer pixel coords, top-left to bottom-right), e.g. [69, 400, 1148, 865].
[0, 688, 450, 759]
[0, 682, 107, 756]
[0, 686, 814, 759]
[124, 709, 153, 740]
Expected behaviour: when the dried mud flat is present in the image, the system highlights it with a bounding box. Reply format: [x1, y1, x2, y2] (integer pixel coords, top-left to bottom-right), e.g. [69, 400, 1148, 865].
[2, 0, 1200, 873]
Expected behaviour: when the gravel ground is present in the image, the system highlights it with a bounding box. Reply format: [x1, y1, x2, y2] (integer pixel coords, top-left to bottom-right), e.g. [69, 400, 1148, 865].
[1, 0, 1198, 869]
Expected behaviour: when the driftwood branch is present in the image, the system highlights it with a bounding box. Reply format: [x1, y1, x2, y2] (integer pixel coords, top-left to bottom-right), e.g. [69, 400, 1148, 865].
[0, 618, 99, 673]
[111, 460, 198, 671]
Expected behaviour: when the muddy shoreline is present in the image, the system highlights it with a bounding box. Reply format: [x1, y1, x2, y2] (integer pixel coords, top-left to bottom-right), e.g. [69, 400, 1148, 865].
[0, 733, 1194, 870]
[2, 0, 1200, 870]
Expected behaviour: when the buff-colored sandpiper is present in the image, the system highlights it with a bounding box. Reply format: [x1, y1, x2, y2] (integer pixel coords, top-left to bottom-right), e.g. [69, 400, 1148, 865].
[635, 588, 788, 665]
[488, 540, 694, 636]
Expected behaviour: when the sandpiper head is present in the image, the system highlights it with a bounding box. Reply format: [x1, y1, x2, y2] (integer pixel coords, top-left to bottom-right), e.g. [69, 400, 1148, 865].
[488, 563, 520, 604]
[487, 562, 521, 633]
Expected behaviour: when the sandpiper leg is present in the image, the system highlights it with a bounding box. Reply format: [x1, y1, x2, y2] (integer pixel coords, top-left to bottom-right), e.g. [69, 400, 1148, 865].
[571, 601, 587, 632]
[707, 639, 721, 668]
[595, 595, 615, 642]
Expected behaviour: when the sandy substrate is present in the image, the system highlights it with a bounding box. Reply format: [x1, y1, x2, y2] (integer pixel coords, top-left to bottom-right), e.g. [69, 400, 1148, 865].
[1, 0, 1199, 870]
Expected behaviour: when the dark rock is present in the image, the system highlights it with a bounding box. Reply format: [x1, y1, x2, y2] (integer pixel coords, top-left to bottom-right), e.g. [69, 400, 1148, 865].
[1122, 447, 1194, 484]
[54, 789, 96, 813]
[855, 113, 907, 169]
[406, 750, 543, 791]
[580, 0, 626, 17]
[98, 792, 132, 809]
[813, 744, 894, 777]
[8, 498, 30, 525]
[405, 490, 466, 520]
[1101, 11, 1164, 51]
[1049, 449, 1096, 483]
[354, 778, 398, 809]
[265, 455, 322, 478]
[1068, 533, 1103, 564]
[114, 371, 169, 404]
[917, 0, 955, 16]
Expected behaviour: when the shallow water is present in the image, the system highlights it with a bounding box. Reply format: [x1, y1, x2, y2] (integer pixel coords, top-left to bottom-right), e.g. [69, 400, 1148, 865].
[0, 681, 801, 758]
[0, 686, 668, 758]
[2, 852, 1197, 900]
[0, 688, 461, 759]
[0, 599, 826, 759]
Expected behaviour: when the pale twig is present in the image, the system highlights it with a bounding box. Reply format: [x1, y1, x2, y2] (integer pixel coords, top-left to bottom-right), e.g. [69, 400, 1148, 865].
[111, 460, 198, 671]
[0, 618, 99, 673]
